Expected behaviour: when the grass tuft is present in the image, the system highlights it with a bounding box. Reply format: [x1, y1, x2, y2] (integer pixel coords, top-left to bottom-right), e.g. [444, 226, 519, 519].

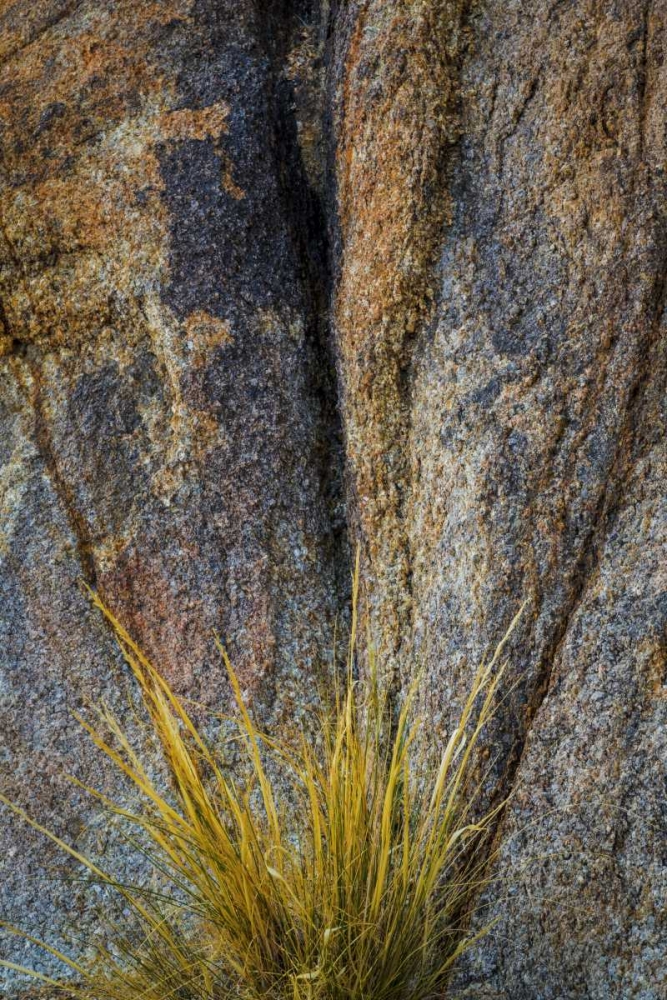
[1, 568, 520, 1000]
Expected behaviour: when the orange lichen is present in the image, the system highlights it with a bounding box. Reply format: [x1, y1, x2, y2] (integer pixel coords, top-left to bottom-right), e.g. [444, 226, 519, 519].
[158, 102, 231, 143]
[184, 311, 234, 357]
[221, 162, 246, 200]
[0, 1, 242, 354]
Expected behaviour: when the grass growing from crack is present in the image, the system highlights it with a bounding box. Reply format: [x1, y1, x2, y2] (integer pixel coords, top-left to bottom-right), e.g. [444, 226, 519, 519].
[1, 571, 519, 1000]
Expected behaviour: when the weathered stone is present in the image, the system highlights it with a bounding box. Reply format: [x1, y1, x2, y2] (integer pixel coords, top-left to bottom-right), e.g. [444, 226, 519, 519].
[331, 0, 468, 690]
[0, 0, 345, 988]
[2, 1, 667, 997]
[333, 1, 667, 997]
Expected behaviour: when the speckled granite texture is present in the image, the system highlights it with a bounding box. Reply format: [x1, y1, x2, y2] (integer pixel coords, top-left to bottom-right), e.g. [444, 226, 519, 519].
[1, 1, 665, 998]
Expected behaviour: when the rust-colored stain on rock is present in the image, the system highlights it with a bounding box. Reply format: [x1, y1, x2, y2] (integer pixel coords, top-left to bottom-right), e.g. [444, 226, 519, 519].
[2, 1, 667, 998]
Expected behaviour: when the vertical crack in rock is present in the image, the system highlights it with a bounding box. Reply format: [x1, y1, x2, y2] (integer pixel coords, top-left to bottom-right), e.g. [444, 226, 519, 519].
[26, 361, 99, 588]
[0, 2, 347, 989]
[259, 0, 351, 612]
[141, 0, 348, 710]
[0, 213, 99, 587]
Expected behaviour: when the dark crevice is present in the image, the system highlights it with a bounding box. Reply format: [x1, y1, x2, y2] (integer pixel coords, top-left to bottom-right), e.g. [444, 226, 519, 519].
[257, 0, 352, 608]
[0, 213, 99, 588]
[499, 238, 667, 813]
[0, 295, 10, 340]
[30, 362, 99, 588]
[9, 338, 28, 358]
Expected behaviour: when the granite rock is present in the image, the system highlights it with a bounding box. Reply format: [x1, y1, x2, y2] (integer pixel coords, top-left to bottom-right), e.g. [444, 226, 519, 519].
[0, 0, 345, 988]
[2, 1, 666, 997]
[333, 1, 667, 996]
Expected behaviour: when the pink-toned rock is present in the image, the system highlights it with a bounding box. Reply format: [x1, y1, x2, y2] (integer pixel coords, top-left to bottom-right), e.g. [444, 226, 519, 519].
[0, 1, 344, 987]
[333, 2, 667, 997]
[2, 2, 666, 997]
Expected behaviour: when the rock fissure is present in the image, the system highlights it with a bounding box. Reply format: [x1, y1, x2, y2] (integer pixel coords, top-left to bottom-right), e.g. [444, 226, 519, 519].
[506, 246, 667, 797]
[2, 3, 667, 997]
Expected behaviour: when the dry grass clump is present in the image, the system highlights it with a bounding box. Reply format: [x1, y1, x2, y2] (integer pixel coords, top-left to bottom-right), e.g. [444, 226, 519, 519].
[1, 573, 518, 1000]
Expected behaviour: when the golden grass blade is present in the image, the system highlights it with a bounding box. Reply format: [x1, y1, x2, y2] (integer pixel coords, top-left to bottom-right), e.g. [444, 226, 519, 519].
[0, 921, 87, 976]
[1, 581, 523, 1000]
[0, 959, 70, 990]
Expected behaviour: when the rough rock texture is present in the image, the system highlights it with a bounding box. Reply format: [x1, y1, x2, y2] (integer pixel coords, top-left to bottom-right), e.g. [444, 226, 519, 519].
[0, 0, 345, 988]
[2, 1, 667, 998]
[332, 1, 667, 997]
[331, 0, 467, 686]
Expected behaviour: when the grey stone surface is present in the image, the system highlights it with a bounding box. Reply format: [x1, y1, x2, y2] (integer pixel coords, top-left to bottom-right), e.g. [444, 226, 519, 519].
[0, 0, 344, 991]
[333, 1, 667, 996]
[2, 1, 666, 997]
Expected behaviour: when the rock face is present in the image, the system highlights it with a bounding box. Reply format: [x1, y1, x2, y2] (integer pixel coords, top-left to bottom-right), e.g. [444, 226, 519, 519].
[0, 0, 346, 986]
[1, 2, 666, 998]
[333, 2, 667, 997]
